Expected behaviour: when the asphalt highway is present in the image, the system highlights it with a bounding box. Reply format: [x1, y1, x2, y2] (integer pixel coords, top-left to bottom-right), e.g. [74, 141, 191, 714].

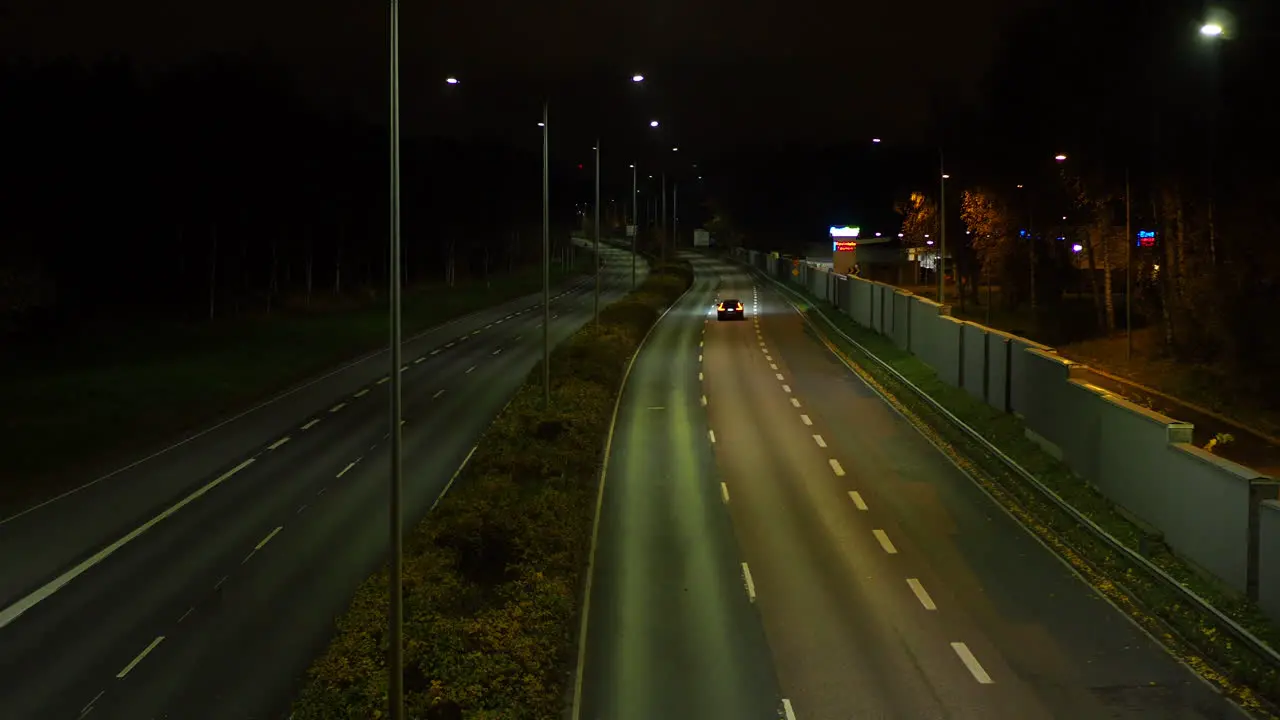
[0, 240, 646, 720]
[579, 253, 1248, 720]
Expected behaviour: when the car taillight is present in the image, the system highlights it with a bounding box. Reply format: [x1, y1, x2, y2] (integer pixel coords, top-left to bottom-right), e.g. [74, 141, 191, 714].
[718, 303, 725, 310]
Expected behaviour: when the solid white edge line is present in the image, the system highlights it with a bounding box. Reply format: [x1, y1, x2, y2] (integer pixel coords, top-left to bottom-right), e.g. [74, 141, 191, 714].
[721, 482, 730, 503]
[0, 458, 255, 629]
[741, 561, 757, 602]
[782, 698, 798, 720]
[829, 458, 845, 476]
[873, 528, 898, 554]
[430, 445, 479, 512]
[800, 414, 812, 425]
[951, 642, 995, 684]
[116, 635, 165, 679]
[849, 490, 868, 510]
[907, 578, 938, 610]
[571, 274, 694, 720]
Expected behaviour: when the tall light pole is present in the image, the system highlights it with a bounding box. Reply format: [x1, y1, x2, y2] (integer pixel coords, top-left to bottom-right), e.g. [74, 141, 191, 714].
[1125, 166, 1132, 362]
[386, 1, 404, 718]
[630, 164, 637, 288]
[542, 102, 550, 409]
[661, 173, 667, 264]
[938, 148, 948, 304]
[673, 181, 678, 248]
[594, 139, 600, 327]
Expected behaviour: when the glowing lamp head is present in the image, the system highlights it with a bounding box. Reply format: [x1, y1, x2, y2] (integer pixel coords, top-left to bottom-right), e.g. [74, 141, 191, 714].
[632, 74, 645, 82]
[1200, 23, 1224, 37]
[649, 120, 659, 128]
[1072, 243, 1084, 253]
[445, 77, 459, 85]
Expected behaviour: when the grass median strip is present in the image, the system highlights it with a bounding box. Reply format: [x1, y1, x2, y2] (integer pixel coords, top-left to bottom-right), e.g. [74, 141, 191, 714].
[290, 262, 694, 719]
[777, 279, 1280, 717]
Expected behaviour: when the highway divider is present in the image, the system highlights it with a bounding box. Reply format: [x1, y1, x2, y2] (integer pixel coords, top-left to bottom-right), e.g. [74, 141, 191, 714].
[289, 260, 695, 719]
[735, 250, 1280, 718]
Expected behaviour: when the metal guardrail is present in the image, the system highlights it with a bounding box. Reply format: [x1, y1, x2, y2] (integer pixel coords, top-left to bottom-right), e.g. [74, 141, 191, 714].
[739, 255, 1280, 673]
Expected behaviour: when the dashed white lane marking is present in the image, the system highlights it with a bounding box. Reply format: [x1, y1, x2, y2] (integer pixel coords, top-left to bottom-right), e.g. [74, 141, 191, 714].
[433, 389, 445, 399]
[445, 342, 455, 348]
[907, 578, 938, 610]
[813, 434, 827, 448]
[376, 376, 389, 385]
[829, 458, 845, 476]
[354, 389, 370, 398]
[256, 526, 283, 550]
[414, 357, 425, 364]
[296, 504, 307, 515]
[708, 429, 717, 444]
[701, 395, 708, 407]
[766, 355, 773, 362]
[699, 354, 703, 362]
[178, 606, 194, 623]
[117, 636, 165, 678]
[770, 363, 778, 370]
[301, 419, 320, 431]
[698, 371, 704, 381]
[741, 562, 757, 602]
[775, 373, 785, 380]
[267, 436, 291, 451]
[430, 348, 442, 355]
[316, 487, 327, 497]
[330, 403, 346, 413]
[790, 397, 801, 407]
[699, 340, 704, 348]
[782, 384, 792, 393]
[400, 365, 409, 372]
[721, 482, 730, 503]
[849, 491, 868, 510]
[337, 461, 356, 478]
[759, 341, 766, 347]
[782, 699, 798, 720]
[484, 323, 493, 329]
[81, 690, 105, 718]
[873, 529, 898, 554]
[952, 642, 995, 684]
[472, 329, 482, 335]
[466, 365, 476, 374]
[214, 575, 228, 590]
[800, 414, 812, 425]
[492, 348, 503, 355]
[648, 406, 665, 411]
[0, 449, 250, 628]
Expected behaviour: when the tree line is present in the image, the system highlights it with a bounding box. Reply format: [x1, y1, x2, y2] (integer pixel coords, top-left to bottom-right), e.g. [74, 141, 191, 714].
[0, 53, 585, 339]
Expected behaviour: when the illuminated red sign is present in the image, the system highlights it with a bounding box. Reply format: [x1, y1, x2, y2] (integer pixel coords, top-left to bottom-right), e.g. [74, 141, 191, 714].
[833, 240, 858, 252]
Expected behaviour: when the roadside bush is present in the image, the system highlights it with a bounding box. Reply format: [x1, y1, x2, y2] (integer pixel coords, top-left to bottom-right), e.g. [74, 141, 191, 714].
[291, 260, 694, 720]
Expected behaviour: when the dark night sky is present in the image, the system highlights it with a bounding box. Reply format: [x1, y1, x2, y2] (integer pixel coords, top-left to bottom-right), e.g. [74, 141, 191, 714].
[1, 0, 1042, 154]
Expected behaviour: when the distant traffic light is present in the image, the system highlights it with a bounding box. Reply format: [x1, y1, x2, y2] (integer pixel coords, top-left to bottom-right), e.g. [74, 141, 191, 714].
[578, 163, 584, 170]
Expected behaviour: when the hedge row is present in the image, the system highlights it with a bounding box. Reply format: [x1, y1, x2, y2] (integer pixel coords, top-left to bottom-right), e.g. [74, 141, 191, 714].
[291, 262, 695, 720]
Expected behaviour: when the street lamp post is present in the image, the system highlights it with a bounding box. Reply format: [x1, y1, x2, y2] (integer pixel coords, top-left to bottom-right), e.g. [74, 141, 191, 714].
[630, 164, 637, 288]
[594, 139, 600, 327]
[542, 101, 550, 409]
[939, 149, 947, 304]
[386, 2, 404, 719]
[1125, 166, 1132, 362]
[661, 173, 667, 265]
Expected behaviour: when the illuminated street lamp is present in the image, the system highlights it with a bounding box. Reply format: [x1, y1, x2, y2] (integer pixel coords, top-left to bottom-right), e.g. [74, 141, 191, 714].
[872, 138, 881, 143]
[1054, 153, 1068, 162]
[1200, 23, 1224, 37]
[632, 73, 645, 82]
[445, 76, 459, 84]
[650, 120, 660, 128]
[672, 147, 679, 152]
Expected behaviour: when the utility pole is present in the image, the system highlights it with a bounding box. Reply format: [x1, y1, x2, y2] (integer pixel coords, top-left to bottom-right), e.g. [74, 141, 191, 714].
[594, 139, 601, 327]
[673, 182, 678, 249]
[386, 1, 404, 718]
[542, 101, 550, 409]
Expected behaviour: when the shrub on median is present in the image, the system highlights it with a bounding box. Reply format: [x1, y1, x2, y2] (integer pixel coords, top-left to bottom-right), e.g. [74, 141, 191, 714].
[291, 261, 694, 720]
